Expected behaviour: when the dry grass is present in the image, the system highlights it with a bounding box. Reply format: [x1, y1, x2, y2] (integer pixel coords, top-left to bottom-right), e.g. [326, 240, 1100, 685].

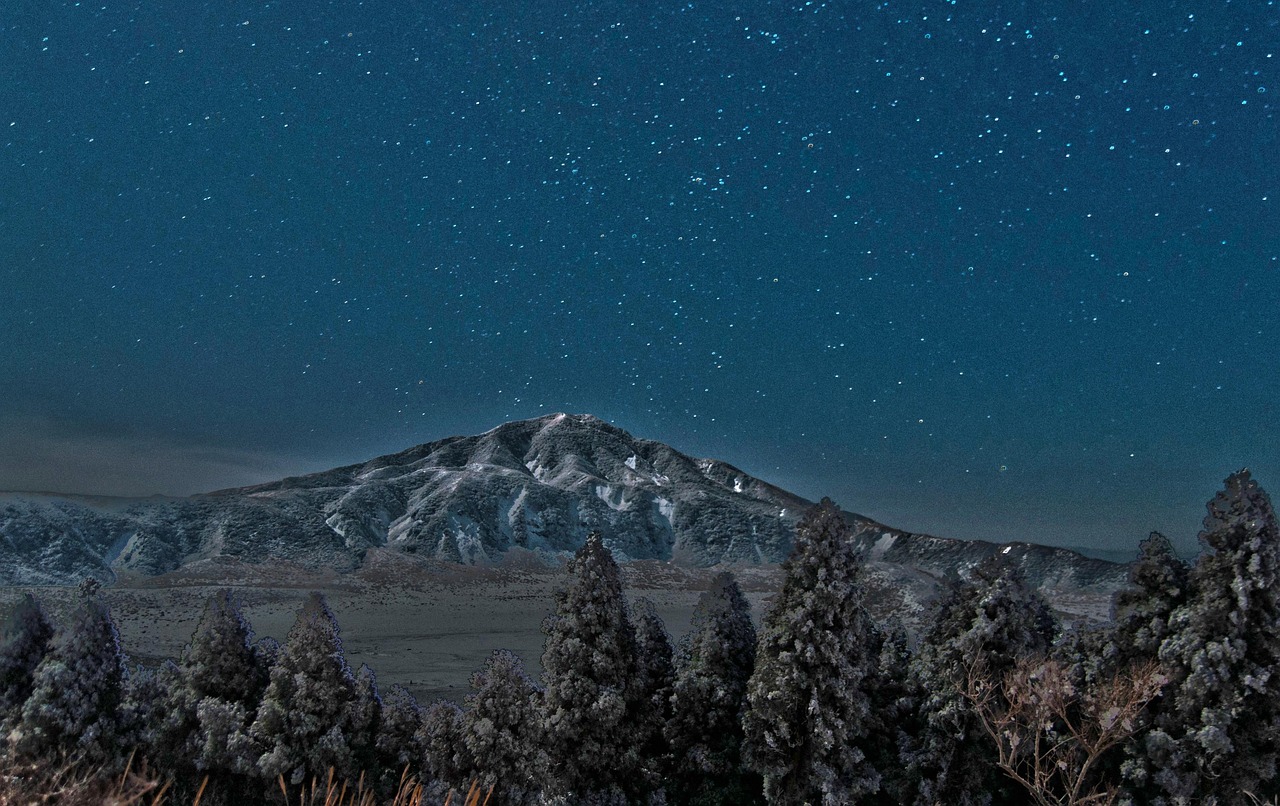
[0, 756, 492, 806]
[0, 750, 170, 806]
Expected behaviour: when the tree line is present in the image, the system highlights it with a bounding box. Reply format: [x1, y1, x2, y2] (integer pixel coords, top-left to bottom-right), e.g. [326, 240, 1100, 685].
[1, 469, 1277, 805]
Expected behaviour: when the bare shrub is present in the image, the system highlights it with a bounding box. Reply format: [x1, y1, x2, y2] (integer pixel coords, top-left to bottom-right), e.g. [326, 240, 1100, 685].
[961, 655, 1165, 806]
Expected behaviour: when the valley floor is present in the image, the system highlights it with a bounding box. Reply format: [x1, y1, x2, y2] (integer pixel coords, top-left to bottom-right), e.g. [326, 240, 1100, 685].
[0, 549, 786, 705]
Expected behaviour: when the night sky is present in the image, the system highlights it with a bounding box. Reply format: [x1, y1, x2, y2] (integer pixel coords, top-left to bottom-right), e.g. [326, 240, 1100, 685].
[3, 0, 1277, 557]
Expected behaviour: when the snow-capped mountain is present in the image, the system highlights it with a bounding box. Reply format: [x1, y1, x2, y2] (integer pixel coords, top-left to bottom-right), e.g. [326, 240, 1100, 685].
[0, 413, 1130, 594]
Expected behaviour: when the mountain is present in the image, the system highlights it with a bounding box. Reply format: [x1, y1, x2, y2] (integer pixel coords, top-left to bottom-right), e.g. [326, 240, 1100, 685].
[0, 413, 1130, 599]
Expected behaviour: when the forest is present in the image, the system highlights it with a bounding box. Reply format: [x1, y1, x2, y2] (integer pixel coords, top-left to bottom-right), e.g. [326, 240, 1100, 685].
[0, 469, 1276, 806]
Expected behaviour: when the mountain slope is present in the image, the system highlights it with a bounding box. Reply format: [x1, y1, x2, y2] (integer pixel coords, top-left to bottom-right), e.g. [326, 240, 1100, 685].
[0, 414, 1131, 597]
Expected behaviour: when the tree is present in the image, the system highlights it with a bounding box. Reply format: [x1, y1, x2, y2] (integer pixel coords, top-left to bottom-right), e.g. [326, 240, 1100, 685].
[865, 624, 920, 806]
[350, 664, 383, 788]
[741, 498, 884, 804]
[460, 649, 543, 805]
[1106, 533, 1188, 677]
[0, 593, 55, 722]
[538, 531, 640, 803]
[630, 596, 676, 801]
[146, 589, 271, 803]
[1136, 470, 1280, 803]
[418, 699, 469, 797]
[182, 589, 270, 706]
[666, 571, 762, 805]
[250, 592, 359, 785]
[12, 597, 130, 772]
[907, 556, 1058, 806]
[377, 684, 424, 789]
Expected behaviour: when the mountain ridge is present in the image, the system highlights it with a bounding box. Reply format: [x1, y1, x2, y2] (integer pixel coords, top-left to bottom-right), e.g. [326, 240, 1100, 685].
[0, 413, 1130, 599]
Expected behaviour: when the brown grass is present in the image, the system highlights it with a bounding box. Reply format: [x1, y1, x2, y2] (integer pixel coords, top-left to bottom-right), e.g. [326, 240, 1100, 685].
[0, 756, 492, 806]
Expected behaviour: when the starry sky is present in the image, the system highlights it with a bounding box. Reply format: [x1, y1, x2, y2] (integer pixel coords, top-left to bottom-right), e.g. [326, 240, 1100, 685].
[2, 0, 1277, 557]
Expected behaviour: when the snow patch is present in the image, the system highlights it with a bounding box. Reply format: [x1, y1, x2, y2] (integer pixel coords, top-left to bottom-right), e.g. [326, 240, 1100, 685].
[733, 477, 745, 493]
[594, 484, 627, 511]
[625, 455, 638, 471]
[870, 533, 897, 560]
[1002, 545, 1012, 554]
[446, 514, 486, 563]
[655, 497, 675, 526]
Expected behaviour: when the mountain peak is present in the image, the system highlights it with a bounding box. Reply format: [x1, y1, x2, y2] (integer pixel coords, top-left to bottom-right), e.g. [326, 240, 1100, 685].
[0, 416, 1129, 604]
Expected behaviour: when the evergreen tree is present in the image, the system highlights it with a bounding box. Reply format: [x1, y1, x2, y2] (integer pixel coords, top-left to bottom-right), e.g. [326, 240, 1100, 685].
[183, 589, 269, 705]
[1137, 470, 1280, 804]
[630, 596, 676, 802]
[741, 498, 884, 804]
[418, 699, 469, 796]
[377, 684, 424, 789]
[666, 571, 762, 805]
[148, 590, 271, 802]
[865, 624, 920, 806]
[119, 663, 167, 759]
[0, 593, 55, 722]
[460, 649, 543, 805]
[12, 597, 130, 772]
[538, 531, 640, 803]
[250, 592, 359, 785]
[350, 664, 383, 789]
[1108, 532, 1189, 676]
[906, 556, 1057, 806]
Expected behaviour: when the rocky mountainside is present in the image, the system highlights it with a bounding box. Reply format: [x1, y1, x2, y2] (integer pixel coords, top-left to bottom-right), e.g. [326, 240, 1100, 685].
[0, 413, 1131, 599]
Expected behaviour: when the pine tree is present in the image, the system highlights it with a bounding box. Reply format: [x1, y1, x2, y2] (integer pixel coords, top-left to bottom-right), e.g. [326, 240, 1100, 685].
[183, 589, 269, 706]
[418, 699, 468, 796]
[377, 684, 424, 789]
[460, 649, 543, 805]
[906, 556, 1057, 806]
[865, 624, 919, 806]
[147, 590, 271, 802]
[1137, 470, 1280, 804]
[12, 597, 130, 772]
[630, 596, 676, 802]
[250, 592, 359, 785]
[0, 593, 55, 722]
[666, 571, 762, 805]
[1107, 532, 1189, 675]
[741, 498, 884, 804]
[350, 664, 383, 789]
[538, 531, 639, 802]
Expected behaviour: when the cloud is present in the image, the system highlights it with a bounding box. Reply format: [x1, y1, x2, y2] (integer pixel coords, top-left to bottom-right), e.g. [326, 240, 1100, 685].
[0, 413, 305, 497]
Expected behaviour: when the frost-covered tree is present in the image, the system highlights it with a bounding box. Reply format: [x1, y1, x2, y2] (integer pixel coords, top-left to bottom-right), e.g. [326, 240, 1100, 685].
[119, 663, 167, 759]
[741, 498, 884, 804]
[865, 624, 920, 806]
[250, 592, 359, 785]
[377, 684, 424, 789]
[0, 593, 55, 723]
[630, 596, 676, 801]
[349, 664, 383, 788]
[1107, 532, 1188, 675]
[418, 699, 469, 796]
[906, 556, 1057, 806]
[538, 531, 639, 802]
[460, 649, 543, 805]
[666, 571, 762, 805]
[184, 589, 270, 705]
[12, 597, 130, 772]
[145, 590, 271, 802]
[1134, 470, 1280, 804]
